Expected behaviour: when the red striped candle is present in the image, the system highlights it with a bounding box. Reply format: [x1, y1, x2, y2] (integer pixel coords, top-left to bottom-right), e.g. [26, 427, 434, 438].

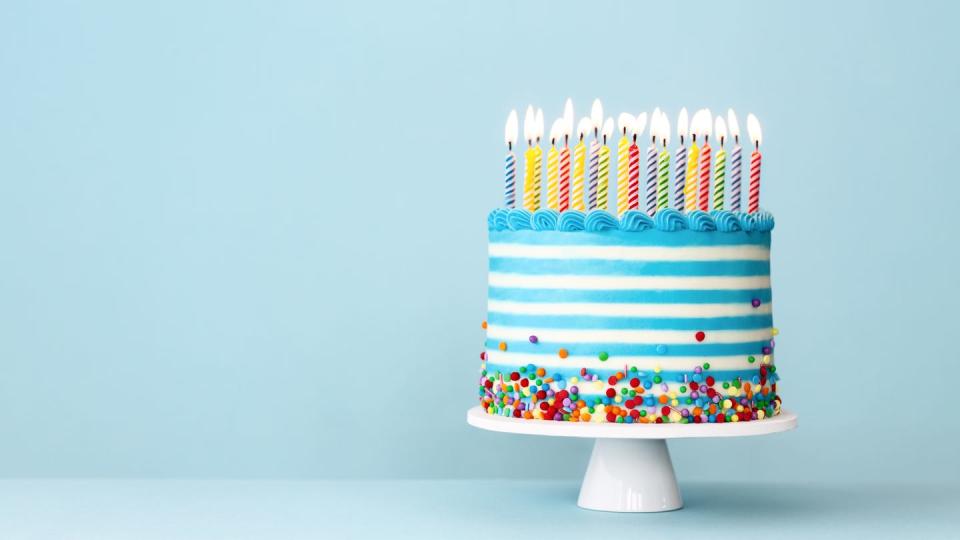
[559, 144, 571, 212]
[698, 142, 711, 211]
[628, 141, 640, 210]
[749, 149, 762, 213]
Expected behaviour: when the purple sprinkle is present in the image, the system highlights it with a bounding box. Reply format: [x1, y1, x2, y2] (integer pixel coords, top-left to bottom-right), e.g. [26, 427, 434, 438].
[569, 386, 579, 394]
[660, 383, 669, 392]
[681, 408, 690, 417]
[751, 298, 761, 308]
[546, 389, 555, 397]
[694, 366, 702, 374]
[562, 398, 571, 407]
[762, 346, 772, 355]
[690, 391, 699, 399]
[529, 335, 538, 343]
[553, 413, 563, 421]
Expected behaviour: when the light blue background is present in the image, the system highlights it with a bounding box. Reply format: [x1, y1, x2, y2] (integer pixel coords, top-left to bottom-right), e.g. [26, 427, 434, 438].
[0, 0, 958, 487]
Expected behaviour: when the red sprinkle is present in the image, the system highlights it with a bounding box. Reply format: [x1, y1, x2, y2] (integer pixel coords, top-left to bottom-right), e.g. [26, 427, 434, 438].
[608, 376, 618, 385]
[606, 412, 617, 423]
[509, 371, 520, 381]
[605, 388, 616, 398]
[629, 378, 640, 388]
[661, 406, 671, 416]
[695, 331, 706, 342]
[706, 376, 716, 386]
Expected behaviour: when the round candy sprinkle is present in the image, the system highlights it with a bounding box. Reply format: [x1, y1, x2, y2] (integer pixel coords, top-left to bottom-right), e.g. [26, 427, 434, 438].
[748, 355, 756, 363]
[558, 348, 569, 359]
[480, 352, 486, 360]
[598, 351, 609, 361]
[498, 342, 507, 351]
[751, 298, 761, 308]
[762, 346, 772, 355]
[771, 327, 780, 336]
[695, 331, 706, 342]
[481, 320, 487, 329]
[528, 335, 538, 343]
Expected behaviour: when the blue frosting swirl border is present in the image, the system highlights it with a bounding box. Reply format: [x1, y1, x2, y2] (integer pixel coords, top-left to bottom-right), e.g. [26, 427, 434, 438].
[488, 209, 774, 233]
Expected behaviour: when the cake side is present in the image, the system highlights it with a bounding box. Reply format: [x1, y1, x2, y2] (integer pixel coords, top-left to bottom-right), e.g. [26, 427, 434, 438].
[478, 210, 780, 424]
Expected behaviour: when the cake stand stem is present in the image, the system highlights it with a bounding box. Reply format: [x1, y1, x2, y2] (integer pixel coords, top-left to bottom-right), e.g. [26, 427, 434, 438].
[577, 438, 683, 513]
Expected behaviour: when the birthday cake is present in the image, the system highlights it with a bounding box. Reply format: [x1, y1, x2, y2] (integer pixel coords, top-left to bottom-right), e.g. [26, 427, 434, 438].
[478, 101, 781, 424]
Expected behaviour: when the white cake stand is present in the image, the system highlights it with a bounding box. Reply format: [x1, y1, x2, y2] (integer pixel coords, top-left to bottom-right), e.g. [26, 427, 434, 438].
[467, 405, 797, 512]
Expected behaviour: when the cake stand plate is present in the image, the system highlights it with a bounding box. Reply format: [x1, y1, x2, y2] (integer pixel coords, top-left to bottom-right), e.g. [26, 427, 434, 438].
[467, 406, 797, 513]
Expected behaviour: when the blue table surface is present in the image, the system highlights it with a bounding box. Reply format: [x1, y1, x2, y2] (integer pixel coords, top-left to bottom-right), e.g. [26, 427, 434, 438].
[0, 479, 957, 539]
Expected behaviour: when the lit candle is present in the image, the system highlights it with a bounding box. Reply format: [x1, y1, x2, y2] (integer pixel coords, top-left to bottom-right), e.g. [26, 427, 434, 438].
[503, 109, 518, 208]
[628, 113, 647, 211]
[684, 111, 700, 212]
[727, 109, 743, 212]
[598, 118, 613, 211]
[713, 116, 727, 211]
[747, 113, 763, 213]
[522, 106, 539, 211]
[546, 120, 562, 210]
[587, 99, 603, 210]
[698, 109, 713, 212]
[533, 108, 544, 210]
[558, 99, 573, 212]
[645, 107, 660, 215]
[616, 113, 633, 215]
[572, 118, 590, 211]
[657, 111, 671, 211]
[673, 108, 688, 211]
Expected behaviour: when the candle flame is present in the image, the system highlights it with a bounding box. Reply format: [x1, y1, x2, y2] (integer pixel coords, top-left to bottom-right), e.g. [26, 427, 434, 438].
[634, 112, 648, 138]
[602, 117, 614, 141]
[549, 119, 563, 145]
[618, 112, 634, 135]
[715, 116, 727, 146]
[726, 109, 740, 140]
[659, 111, 671, 146]
[524, 105, 535, 143]
[677, 107, 689, 141]
[505, 109, 518, 147]
[747, 113, 762, 147]
[651, 107, 662, 141]
[591, 99, 603, 132]
[577, 117, 592, 139]
[563, 98, 574, 138]
[700, 109, 713, 139]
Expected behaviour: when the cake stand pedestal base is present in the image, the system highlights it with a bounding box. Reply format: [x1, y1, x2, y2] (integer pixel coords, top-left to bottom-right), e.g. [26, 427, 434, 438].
[467, 406, 797, 513]
[578, 438, 681, 512]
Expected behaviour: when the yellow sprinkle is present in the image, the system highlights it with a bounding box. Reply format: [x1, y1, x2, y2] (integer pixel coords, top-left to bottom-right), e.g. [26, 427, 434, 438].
[723, 399, 733, 409]
[668, 392, 677, 399]
[654, 365, 662, 373]
[758, 410, 766, 420]
[594, 381, 604, 391]
[671, 399, 679, 407]
[730, 388, 741, 397]
[614, 396, 623, 404]
[736, 405, 744, 412]
[731, 414, 740, 422]
[570, 377, 579, 384]
[762, 355, 772, 365]
[771, 328, 780, 336]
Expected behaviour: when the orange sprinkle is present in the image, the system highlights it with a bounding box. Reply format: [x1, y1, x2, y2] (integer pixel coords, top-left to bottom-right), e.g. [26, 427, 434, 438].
[558, 348, 569, 359]
[658, 395, 668, 404]
[481, 320, 487, 329]
[581, 412, 591, 422]
[709, 404, 718, 414]
[615, 372, 625, 380]
[498, 342, 507, 351]
[693, 407, 703, 416]
[536, 367, 546, 377]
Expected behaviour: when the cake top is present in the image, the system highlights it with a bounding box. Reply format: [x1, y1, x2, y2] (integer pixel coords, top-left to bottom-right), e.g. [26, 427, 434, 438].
[498, 99, 767, 222]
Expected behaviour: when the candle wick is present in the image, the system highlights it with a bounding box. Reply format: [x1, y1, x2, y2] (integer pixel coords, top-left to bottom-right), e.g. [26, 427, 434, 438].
[508, 141, 513, 151]
[680, 134, 684, 146]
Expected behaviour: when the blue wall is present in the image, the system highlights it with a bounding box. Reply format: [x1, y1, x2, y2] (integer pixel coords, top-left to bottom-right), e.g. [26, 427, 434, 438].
[0, 0, 957, 483]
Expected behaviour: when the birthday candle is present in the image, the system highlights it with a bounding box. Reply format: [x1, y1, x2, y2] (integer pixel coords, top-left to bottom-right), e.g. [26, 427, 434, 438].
[747, 113, 763, 213]
[657, 112, 671, 210]
[546, 120, 562, 210]
[533, 108, 544, 210]
[597, 118, 613, 211]
[559, 132, 571, 212]
[684, 112, 700, 212]
[504, 110, 518, 208]
[558, 100, 573, 212]
[674, 108, 688, 210]
[713, 116, 727, 211]
[645, 107, 660, 215]
[587, 99, 603, 210]
[728, 109, 743, 212]
[522, 106, 538, 211]
[616, 113, 633, 215]
[628, 113, 647, 211]
[572, 118, 590, 211]
[698, 109, 713, 212]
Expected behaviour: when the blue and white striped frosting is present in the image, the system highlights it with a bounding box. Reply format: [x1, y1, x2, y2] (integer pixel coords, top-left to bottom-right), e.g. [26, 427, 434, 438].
[485, 225, 775, 386]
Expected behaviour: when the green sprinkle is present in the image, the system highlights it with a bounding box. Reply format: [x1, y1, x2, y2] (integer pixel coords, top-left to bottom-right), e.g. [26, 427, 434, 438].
[653, 376, 662, 384]
[640, 410, 647, 417]
[703, 362, 711, 370]
[679, 386, 687, 393]
[747, 356, 756, 364]
[598, 352, 609, 361]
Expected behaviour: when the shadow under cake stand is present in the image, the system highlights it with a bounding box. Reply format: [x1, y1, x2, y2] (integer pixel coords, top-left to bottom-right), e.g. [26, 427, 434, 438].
[467, 405, 797, 512]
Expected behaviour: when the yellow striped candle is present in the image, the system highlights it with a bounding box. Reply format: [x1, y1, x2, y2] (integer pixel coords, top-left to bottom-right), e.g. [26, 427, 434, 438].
[523, 144, 539, 211]
[546, 120, 561, 210]
[616, 125, 630, 215]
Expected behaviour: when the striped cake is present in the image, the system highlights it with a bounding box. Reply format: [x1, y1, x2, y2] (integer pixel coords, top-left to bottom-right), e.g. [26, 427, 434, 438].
[478, 208, 781, 424]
